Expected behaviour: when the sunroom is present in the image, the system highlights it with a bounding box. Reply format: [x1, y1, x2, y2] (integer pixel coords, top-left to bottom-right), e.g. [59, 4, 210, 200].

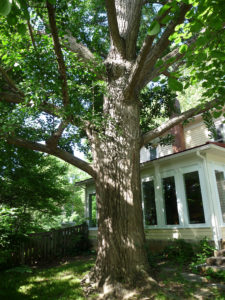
[84, 142, 225, 250]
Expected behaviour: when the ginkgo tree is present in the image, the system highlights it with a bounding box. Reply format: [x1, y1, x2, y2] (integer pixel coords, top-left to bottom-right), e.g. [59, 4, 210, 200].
[0, 0, 225, 295]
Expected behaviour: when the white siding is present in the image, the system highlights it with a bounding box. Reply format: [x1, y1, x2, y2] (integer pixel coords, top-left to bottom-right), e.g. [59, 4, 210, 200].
[184, 121, 210, 149]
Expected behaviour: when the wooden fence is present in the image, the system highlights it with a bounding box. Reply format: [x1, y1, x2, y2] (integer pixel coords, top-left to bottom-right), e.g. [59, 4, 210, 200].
[17, 223, 89, 265]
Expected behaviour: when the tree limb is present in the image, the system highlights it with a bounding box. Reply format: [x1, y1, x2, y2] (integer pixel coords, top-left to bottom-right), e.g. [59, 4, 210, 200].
[46, 120, 68, 149]
[0, 66, 24, 96]
[126, 3, 191, 95]
[63, 33, 97, 62]
[46, 1, 70, 107]
[141, 98, 223, 147]
[0, 92, 61, 117]
[63, 33, 106, 79]
[141, 37, 197, 86]
[105, 0, 126, 57]
[6, 136, 96, 177]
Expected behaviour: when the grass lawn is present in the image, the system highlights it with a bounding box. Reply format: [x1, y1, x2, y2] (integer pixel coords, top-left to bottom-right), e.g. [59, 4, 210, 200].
[0, 254, 225, 300]
[0, 255, 96, 300]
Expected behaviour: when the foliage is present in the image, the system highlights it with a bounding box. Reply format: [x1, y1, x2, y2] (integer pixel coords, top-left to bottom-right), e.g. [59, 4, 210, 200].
[0, 1, 224, 157]
[205, 268, 225, 282]
[0, 256, 96, 300]
[190, 237, 215, 270]
[0, 143, 72, 267]
[162, 239, 195, 265]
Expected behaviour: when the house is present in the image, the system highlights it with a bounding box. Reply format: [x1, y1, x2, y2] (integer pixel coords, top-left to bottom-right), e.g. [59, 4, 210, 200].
[78, 114, 225, 250]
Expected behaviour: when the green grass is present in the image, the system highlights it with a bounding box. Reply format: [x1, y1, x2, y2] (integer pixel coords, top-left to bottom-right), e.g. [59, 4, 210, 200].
[0, 256, 95, 300]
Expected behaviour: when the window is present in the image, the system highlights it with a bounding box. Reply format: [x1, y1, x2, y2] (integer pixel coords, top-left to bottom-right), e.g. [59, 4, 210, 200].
[215, 170, 225, 223]
[88, 193, 97, 227]
[142, 180, 157, 225]
[149, 147, 157, 160]
[183, 171, 205, 224]
[215, 123, 225, 142]
[162, 176, 179, 225]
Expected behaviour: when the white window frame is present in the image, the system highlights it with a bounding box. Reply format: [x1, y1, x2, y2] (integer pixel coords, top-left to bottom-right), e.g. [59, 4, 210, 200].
[141, 176, 158, 228]
[179, 164, 210, 228]
[211, 164, 225, 225]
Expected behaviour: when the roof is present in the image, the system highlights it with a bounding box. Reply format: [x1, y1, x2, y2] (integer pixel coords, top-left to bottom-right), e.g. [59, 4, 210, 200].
[75, 142, 225, 186]
[75, 177, 94, 187]
[141, 141, 225, 168]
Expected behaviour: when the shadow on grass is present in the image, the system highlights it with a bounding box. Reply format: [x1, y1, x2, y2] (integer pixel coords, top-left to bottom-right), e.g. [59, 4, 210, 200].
[0, 257, 95, 300]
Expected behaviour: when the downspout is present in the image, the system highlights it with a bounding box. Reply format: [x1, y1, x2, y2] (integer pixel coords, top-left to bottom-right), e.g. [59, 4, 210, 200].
[196, 150, 221, 249]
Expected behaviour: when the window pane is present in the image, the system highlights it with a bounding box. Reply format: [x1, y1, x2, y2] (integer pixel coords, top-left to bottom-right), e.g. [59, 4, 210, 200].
[143, 181, 157, 225]
[150, 147, 157, 160]
[162, 176, 179, 225]
[215, 171, 225, 223]
[184, 171, 205, 224]
[89, 194, 97, 227]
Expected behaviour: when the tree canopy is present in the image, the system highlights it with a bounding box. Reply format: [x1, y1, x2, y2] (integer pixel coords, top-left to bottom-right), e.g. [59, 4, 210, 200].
[0, 0, 224, 170]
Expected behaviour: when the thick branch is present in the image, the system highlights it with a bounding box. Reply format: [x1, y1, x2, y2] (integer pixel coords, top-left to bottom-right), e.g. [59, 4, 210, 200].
[7, 136, 96, 177]
[126, 3, 191, 95]
[0, 92, 60, 117]
[63, 33, 96, 62]
[123, 0, 143, 60]
[46, 1, 70, 107]
[141, 98, 222, 147]
[142, 37, 197, 85]
[105, 0, 126, 57]
[63, 33, 105, 79]
[46, 120, 68, 148]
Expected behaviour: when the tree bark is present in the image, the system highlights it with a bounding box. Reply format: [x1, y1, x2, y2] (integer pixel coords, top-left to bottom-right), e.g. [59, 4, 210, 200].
[87, 74, 149, 287]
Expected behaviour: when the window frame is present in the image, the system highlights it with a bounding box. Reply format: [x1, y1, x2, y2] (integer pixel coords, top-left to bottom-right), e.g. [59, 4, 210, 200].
[179, 165, 209, 227]
[212, 164, 225, 225]
[141, 176, 158, 227]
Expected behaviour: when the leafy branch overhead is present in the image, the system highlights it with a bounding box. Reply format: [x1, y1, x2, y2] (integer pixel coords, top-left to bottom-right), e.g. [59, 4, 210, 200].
[0, 0, 224, 175]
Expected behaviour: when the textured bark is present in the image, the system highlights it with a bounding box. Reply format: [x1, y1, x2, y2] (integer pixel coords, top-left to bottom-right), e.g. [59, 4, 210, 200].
[87, 68, 149, 286]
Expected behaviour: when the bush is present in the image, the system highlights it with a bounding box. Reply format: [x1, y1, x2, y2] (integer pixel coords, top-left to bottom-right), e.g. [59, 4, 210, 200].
[162, 239, 194, 265]
[190, 238, 215, 272]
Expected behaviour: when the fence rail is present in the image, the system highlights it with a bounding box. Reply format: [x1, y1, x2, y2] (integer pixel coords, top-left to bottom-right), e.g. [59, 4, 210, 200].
[18, 223, 89, 265]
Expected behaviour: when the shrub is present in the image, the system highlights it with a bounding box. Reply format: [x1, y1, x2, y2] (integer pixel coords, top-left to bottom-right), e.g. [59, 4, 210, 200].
[162, 239, 194, 265]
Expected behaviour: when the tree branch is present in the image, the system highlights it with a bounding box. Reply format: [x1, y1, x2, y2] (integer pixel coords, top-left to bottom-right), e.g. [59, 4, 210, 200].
[6, 136, 96, 177]
[46, 120, 68, 149]
[125, 3, 191, 95]
[0, 66, 24, 96]
[141, 98, 223, 147]
[0, 92, 61, 117]
[141, 37, 197, 85]
[63, 33, 105, 79]
[46, 1, 70, 107]
[63, 33, 97, 63]
[105, 0, 126, 57]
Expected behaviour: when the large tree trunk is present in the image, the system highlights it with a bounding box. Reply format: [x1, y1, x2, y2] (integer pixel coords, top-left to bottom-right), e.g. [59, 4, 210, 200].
[88, 71, 150, 289]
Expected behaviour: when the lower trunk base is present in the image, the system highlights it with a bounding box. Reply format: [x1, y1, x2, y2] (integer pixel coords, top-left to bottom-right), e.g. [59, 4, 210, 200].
[81, 266, 158, 300]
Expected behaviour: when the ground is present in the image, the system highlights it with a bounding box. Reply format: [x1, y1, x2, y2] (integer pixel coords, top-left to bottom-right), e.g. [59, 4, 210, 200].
[0, 254, 224, 300]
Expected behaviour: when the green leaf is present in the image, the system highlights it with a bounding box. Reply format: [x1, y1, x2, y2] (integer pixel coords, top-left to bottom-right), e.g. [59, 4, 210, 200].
[7, 14, 18, 25]
[212, 51, 225, 61]
[168, 77, 183, 92]
[161, 15, 171, 25]
[0, 0, 12, 16]
[213, 111, 222, 119]
[179, 44, 188, 54]
[148, 21, 160, 36]
[17, 24, 26, 35]
[158, 3, 171, 16]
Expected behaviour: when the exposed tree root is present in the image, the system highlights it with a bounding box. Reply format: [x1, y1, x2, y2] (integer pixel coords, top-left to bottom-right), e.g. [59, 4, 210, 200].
[81, 268, 162, 300]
